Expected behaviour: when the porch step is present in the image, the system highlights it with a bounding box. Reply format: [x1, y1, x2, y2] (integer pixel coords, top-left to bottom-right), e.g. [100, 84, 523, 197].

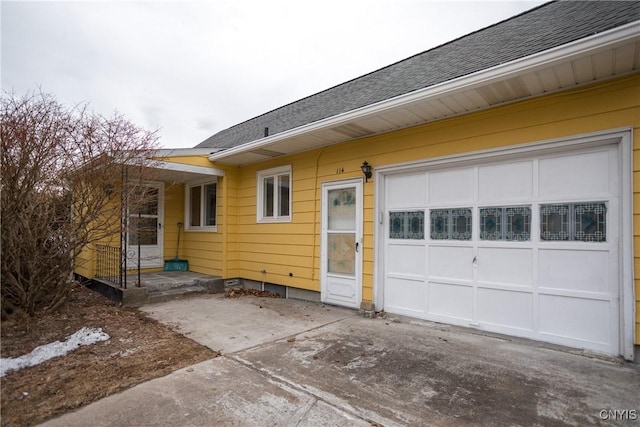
[147, 285, 208, 304]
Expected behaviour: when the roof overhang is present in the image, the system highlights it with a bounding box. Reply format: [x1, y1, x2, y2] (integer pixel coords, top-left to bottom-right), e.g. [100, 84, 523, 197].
[144, 160, 224, 183]
[208, 21, 640, 166]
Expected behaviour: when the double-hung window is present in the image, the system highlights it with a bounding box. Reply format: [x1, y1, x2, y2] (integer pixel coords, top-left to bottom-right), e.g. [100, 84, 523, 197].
[185, 180, 217, 231]
[257, 165, 291, 222]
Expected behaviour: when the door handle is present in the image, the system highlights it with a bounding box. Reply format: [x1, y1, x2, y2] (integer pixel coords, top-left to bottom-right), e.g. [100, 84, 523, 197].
[355, 242, 359, 252]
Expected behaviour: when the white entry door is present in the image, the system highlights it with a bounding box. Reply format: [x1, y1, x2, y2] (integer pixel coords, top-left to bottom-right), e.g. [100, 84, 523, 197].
[127, 182, 164, 268]
[321, 179, 363, 308]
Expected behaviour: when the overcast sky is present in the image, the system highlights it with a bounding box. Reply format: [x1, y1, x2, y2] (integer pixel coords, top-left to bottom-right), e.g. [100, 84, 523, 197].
[2, 0, 547, 148]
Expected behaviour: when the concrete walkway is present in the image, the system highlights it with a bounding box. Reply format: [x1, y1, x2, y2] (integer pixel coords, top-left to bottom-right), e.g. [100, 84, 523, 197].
[42, 294, 640, 426]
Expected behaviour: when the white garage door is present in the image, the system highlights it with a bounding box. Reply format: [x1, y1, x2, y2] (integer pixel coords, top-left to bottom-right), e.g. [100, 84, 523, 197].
[382, 144, 620, 355]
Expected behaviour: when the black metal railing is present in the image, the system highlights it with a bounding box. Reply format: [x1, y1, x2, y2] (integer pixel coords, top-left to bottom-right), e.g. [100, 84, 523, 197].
[95, 244, 123, 286]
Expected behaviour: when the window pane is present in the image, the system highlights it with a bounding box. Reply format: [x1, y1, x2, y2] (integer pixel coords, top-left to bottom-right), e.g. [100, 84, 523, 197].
[574, 202, 606, 242]
[540, 204, 569, 241]
[431, 208, 471, 240]
[390, 211, 424, 239]
[129, 217, 157, 245]
[205, 183, 217, 226]
[131, 187, 158, 215]
[451, 208, 472, 240]
[390, 212, 404, 238]
[430, 209, 450, 240]
[328, 188, 356, 230]
[327, 233, 355, 275]
[264, 177, 274, 217]
[480, 207, 502, 240]
[190, 186, 201, 227]
[480, 206, 531, 241]
[278, 174, 290, 217]
[506, 206, 531, 241]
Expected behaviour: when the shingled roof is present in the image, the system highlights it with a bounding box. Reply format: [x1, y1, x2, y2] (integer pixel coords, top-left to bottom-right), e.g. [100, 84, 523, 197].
[197, 1, 640, 150]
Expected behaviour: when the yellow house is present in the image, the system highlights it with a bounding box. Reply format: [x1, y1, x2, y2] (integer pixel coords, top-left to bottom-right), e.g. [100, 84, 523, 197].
[76, 2, 640, 361]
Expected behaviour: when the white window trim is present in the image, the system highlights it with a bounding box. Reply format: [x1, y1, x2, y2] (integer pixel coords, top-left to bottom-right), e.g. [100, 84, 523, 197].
[257, 165, 292, 223]
[185, 178, 218, 232]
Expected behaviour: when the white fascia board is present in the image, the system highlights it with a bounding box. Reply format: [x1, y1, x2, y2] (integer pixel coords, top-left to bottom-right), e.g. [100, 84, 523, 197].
[151, 160, 224, 177]
[208, 21, 640, 164]
[154, 148, 223, 157]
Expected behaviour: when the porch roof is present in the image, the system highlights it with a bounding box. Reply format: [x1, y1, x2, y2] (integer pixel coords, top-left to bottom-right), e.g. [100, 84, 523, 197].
[147, 160, 224, 183]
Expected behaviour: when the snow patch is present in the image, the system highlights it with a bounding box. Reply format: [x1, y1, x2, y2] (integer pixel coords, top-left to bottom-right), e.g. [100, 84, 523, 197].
[0, 327, 110, 377]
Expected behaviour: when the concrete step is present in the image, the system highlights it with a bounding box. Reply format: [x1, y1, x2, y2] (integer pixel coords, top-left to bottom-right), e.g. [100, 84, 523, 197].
[147, 285, 208, 304]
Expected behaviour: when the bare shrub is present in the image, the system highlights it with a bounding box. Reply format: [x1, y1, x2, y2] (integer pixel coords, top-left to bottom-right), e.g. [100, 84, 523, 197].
[1, 90, 159, 318]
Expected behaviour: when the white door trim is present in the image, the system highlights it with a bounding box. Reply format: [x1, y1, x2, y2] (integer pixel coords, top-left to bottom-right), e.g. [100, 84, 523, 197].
[373, 128, 634, 360]
[320, 178, 363, 309]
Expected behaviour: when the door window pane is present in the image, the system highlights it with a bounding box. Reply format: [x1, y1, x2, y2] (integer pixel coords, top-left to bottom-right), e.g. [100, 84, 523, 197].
[327, 233, 355, 275]
[129, 217, 158, 245]
[131, 187, 158, 215]
[328, 188, 356, 230]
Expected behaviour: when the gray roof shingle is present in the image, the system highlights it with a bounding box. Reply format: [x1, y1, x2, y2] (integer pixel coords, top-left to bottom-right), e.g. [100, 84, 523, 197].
[197, 1, 640, 149]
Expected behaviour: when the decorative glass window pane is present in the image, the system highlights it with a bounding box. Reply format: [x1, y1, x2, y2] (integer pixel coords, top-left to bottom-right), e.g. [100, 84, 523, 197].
[540, 204, 569, 241]
[451, 209, 472, 240]
[540, 202, 606, 242]
[480, 208, 502, 240]
[506, 206, 531, 241]
[574, 203, 606, 242]
[329, 189, 356, 231]
[389, 211, 424, 239]
[408, 211, 425, 239]
[390, 212, 404, 238]
[430, 209, 449, 240]
[430, 208, 471, 240]
[481, 206, 531, 241]
[327, 233, 355, 275]
[205, 183, 217, 226]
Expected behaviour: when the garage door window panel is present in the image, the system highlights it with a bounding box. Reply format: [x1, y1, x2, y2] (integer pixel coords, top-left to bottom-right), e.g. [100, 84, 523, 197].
[389, 211, 424, 239]
[430, 208, 472, 240]
[480, 206, 531, 241]
[540, 202, 606, 242]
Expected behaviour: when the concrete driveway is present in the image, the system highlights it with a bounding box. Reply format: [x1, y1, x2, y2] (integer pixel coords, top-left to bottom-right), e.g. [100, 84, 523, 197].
[42, 294, 640, 426]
